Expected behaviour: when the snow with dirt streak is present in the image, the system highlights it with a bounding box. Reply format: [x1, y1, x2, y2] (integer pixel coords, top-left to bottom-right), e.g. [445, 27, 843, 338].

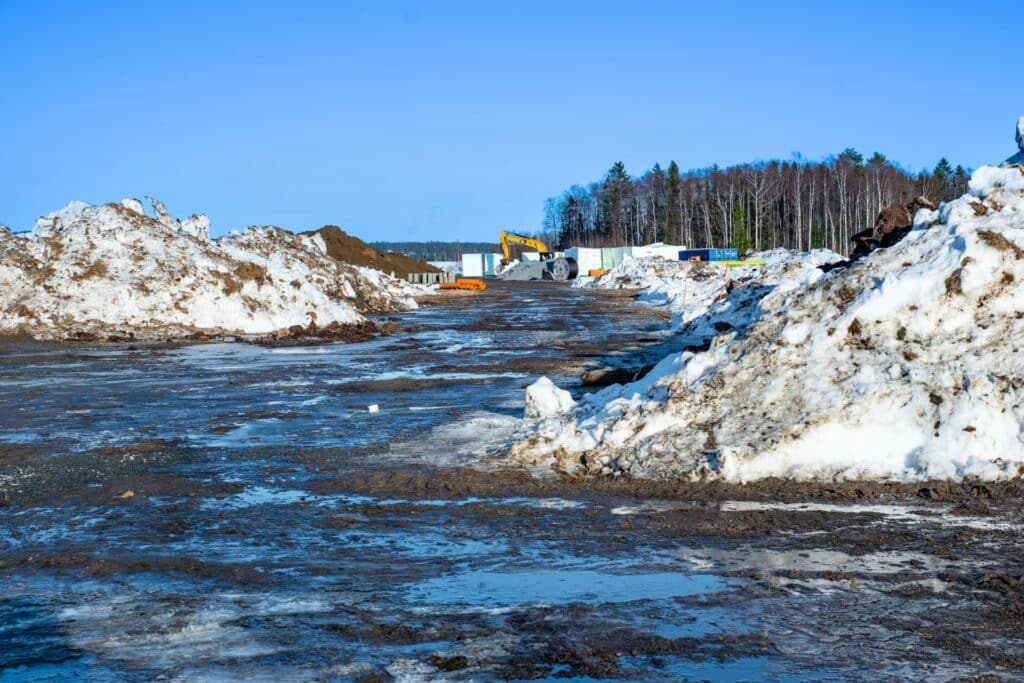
[0, 198, 427, 340]
[511, 121, 1024, 484]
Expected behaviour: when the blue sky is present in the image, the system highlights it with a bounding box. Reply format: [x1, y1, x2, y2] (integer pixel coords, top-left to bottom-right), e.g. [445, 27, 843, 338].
[1, 1, 1020, 239]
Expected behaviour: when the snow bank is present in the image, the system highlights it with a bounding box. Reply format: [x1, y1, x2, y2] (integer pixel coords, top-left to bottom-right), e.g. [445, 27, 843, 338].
[0, 198, 425, 340]
[576, 248, 842, 337]
[510, 125, 1024, 483]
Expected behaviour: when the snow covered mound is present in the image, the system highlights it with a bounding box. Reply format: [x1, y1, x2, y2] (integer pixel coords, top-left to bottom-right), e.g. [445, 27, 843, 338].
[511, 156, 1024, 483]
[0, 198, 425, 340]
[576, 249, 842, 335]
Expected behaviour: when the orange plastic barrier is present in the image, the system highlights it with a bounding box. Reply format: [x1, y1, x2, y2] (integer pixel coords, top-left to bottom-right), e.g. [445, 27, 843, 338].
[588, 269, 609, 277]
[439, 278, 487, 291]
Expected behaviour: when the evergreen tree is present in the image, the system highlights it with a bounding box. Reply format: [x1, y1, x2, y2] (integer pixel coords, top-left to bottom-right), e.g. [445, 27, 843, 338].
[952, 165, 970, 198]
[600, 162, 631, 242]
[811, 222, 824, 249]
[731, 204, 751, 254]
[649, 163, 667, 242]
[666, 161, 682, 244]
[933, 158, 955, 201]
[839, 148, 864, 166]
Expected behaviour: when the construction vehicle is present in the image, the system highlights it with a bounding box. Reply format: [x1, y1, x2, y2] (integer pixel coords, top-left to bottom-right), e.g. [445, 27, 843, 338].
[496, 231, 578, 281]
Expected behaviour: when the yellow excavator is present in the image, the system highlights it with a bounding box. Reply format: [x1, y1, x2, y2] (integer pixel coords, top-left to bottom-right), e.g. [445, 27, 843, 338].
[497, 230, 578, 281]
[499, 231, 552, 267]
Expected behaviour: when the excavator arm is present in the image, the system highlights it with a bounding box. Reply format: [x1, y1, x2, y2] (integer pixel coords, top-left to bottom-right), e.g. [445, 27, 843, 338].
[499, 231, 551, 265]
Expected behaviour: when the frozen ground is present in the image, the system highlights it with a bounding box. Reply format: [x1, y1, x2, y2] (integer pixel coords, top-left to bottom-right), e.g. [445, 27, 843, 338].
[1, 281, 1022, 680]
[514, 145, 1024, 484]
[0, 198, 424, 341]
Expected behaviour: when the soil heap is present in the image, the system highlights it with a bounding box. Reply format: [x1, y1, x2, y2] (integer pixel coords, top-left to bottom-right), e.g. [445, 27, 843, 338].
[304, 226, 438, 278]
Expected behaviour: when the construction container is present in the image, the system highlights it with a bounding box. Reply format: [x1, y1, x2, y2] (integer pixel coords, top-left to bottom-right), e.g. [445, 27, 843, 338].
[461, 253, 484, 277]
[564, 247, 602, 274]
[600, 247, 628, 270]
[678, 248, 738, 262]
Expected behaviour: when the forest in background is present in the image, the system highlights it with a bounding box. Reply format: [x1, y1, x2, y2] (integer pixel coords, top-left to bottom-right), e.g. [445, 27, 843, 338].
[371, 241, 498, 261]
[541, 153, 970, 255]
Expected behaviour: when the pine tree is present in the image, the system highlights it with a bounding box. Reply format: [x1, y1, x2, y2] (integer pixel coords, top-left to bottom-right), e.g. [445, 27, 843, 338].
[601, 162, 631, 243]
[666, 161, 682, 244]
[933, 158, 955, 201]
[648, 163, 668, 243]
[731, 204, 751, 254]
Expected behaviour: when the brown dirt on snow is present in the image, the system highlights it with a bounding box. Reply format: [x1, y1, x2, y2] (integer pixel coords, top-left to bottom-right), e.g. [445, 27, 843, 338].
[305, 225, 438, 278]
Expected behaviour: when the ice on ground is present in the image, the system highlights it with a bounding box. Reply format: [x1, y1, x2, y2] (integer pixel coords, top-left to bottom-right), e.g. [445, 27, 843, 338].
[510, 119, 1024, 484]
[0, 198, 428, 340]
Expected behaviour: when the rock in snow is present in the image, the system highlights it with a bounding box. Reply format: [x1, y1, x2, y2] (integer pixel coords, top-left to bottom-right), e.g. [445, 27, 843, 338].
[0, 198, 425, 340]
[510, 121, 1024, 483]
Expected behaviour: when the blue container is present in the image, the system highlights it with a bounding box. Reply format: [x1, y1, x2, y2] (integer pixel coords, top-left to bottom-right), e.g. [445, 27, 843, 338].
[678, 248, 738, 262]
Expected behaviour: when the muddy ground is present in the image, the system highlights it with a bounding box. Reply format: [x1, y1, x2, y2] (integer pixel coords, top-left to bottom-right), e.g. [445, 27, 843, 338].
[1, 280, 1022, 681]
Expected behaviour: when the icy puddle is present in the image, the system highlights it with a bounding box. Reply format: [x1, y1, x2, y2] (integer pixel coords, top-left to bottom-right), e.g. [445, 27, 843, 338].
[407, 568, 723, 608]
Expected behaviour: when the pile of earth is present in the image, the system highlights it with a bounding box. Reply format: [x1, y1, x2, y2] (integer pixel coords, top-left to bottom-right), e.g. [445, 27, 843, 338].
[304, 225, 438, 278]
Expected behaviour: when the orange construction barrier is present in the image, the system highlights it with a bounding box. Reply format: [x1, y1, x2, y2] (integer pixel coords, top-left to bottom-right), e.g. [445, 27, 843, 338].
[588, 268, 609, 277]
[439, 278, 487, 291]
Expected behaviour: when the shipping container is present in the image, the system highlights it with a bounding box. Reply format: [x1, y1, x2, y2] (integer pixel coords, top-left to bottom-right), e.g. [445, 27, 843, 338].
[600, 247, 628, 270]
[678, 248, 738, 262]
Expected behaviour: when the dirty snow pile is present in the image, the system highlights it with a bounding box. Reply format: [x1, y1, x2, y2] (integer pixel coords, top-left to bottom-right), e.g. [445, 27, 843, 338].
[576, 248, 842, 342]
[511, 127, 1024, 483]
[0, 198, 426, 340]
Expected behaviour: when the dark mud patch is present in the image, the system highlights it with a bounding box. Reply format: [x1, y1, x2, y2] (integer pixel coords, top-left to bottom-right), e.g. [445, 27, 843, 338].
[330, 375, 505, 394]
[1, 552, 271, 586]
[309, 464, 1024, 505]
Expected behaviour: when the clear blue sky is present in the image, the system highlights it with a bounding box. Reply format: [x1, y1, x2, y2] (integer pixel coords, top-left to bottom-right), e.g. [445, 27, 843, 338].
[1, 1, 1020, 239]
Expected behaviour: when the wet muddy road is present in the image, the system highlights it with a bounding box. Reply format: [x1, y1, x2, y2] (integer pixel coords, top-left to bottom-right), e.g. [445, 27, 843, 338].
[1, 281, 1022, 681]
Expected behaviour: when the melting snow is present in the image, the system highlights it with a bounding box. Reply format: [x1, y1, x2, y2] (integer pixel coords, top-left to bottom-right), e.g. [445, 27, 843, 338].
[511, 120, 1024, 483]
[0, 197, 426, 340]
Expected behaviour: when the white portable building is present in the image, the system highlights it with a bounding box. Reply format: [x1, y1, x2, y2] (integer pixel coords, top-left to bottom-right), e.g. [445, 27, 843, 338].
[461, 253, 484, 277]
[564, 247, 603, 274]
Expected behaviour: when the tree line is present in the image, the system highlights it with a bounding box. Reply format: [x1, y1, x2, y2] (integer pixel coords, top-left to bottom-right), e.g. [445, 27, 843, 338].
[372, 241, 498, 261]
[542, 152, 970, 255]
